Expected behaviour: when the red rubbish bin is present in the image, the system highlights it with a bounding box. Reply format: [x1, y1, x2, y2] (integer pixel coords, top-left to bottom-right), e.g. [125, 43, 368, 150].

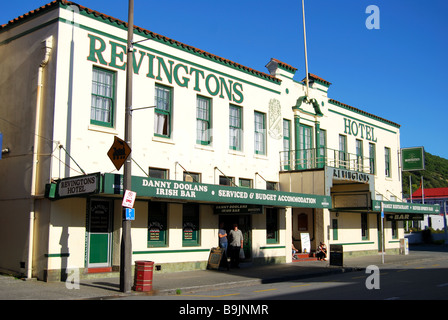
[134, 261, 154, 292]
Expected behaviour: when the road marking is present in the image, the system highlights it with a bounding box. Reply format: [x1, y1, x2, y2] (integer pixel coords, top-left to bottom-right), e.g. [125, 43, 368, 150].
[416, 266, 425, 269]
[432, 264, 440, 267]
[290, 284, 312, 288]
[437, 283, 448, 288]
[385, 297, 400, 300]
[253, 288, 278, 293]
[179, 293, 240, 298]
[396, 269, 408, 272]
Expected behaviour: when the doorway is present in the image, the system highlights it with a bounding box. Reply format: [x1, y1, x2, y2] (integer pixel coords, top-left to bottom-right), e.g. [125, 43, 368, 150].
[87, 199, 113, 270]
[219, 215, 252, 260]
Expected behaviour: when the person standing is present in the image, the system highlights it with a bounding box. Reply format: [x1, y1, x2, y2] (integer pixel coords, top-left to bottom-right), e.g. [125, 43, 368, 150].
[218, 222, 228, 253]
[229, 224, 244, 268]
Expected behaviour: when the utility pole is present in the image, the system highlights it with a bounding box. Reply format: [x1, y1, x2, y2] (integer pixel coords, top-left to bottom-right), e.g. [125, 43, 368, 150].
[120, 0, 134, 293]
[301, 0, 309, 98]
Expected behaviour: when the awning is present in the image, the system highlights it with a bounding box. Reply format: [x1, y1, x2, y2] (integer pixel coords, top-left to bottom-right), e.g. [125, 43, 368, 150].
[101, 173, 332, 209]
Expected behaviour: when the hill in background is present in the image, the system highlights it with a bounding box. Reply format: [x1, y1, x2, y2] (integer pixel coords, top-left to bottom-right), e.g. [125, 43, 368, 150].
[402, 152, 448, 198]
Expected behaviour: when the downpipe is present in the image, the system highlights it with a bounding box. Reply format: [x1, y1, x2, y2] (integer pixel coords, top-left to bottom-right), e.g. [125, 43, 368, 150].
[28, 36, 53, 279]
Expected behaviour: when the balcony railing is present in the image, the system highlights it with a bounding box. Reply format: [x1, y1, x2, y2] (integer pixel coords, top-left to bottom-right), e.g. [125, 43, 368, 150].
[280, 148, 375, 174]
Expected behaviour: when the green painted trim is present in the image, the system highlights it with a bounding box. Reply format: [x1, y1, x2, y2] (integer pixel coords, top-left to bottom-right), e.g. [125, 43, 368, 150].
[45, 253, 70, 258]
[315, 87, 328, 94]
[65, 18, 282, 96]
[332, 242, 375, 246]
[277, 73, 294, 80]
[58, 4, 282, 86]
[133, 249, 210, 255]
[328, 108, 398, 134]
[259, 246, 286, 250]
[328, 100, 400, 129]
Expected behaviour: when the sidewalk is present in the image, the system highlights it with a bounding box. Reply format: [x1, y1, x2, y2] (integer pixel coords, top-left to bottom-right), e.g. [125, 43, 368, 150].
[1, 245, 447, 300]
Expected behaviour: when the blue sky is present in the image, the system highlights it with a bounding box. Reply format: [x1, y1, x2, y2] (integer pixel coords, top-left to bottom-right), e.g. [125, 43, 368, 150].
[2, 0, 447, 159]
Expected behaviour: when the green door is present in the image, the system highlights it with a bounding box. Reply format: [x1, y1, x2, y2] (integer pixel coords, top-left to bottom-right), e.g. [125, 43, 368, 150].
[87, 199, 112, 268]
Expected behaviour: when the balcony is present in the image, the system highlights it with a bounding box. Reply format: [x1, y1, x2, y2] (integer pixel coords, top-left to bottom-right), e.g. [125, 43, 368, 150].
[280, 148, 374, 174]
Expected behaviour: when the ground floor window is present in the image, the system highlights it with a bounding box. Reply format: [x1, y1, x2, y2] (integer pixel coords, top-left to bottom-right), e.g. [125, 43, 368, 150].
[183, 203, 200, 246]
[332, 218, 339, 240]
[266, 208, 279, 244]
[361, 214, 369, 240]
[391, 220, 398, 239]
[148, 202, 168, 247]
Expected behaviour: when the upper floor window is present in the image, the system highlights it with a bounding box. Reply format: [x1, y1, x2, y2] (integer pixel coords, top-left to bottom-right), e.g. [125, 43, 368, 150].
[91, 67, 115, 127]
[339, 135, 347, 169]
[149, 167, 169, 179]
[229, 105, 242, 151]
[282, 119, 291, 170]
[154, 84, 172, 137]
[384, 147, 391, 177]
[196, 96, 211, 145]
[254, 111, 266, 155]
[369, 143, 376, 175]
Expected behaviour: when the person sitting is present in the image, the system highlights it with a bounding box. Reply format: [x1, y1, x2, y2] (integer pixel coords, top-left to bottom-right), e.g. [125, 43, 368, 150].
[316, 242, 327, 261]
[292, 240, 299, 260]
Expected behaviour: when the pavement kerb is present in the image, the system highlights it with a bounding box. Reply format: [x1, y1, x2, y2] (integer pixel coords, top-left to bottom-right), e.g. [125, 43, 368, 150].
[147, 265, 365, 297]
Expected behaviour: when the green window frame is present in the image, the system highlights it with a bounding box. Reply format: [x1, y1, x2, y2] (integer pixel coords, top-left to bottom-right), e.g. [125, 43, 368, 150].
[282, 119, 291, 170]
[91, 67, 115, 127]
[254, 111, 266, 155]
[182, 203, 200, 247]
[332, 218, 339, 241]
[219, 175, 235, 186]
[229, 105, 242, 151]
[183, 172, 201, 183]
[361, 214, 369, 240]
[149, 167, 168, 179]
[148, 202, 168, 247]
[239, 178, 252, 188]
[298, 124, 313, 169]
[369, 143, 376, 175]
[339, 134, 347, 169]
[196, 96, 211, 145]
[266, 208, 279, 244]
[385, 147, 391, 177]
[317, 128, 326, 168]
[391, 220, 398, 239]
[154, 84, 172, 138]
[266, 181, 277, 190]
[356, 139, 363, 172]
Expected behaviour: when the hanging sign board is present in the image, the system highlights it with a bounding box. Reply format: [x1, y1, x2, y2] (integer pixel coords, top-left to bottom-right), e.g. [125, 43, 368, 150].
[401, 147, 425, 171]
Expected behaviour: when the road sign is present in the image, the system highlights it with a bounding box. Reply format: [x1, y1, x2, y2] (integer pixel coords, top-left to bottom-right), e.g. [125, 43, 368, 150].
[125, 208, 135, 220]
[122, 189, 136, 208]
[107, 136, 131, 171]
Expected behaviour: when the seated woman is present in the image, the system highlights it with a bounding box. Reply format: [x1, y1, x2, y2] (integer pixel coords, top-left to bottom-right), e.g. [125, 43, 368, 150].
[316, 242, 327, 261]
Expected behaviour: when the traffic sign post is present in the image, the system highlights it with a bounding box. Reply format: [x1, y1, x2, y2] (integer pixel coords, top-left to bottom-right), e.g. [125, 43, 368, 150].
[107, 136, 131, 171]
[122, 190, 136, 208]
[125, 208, 135, 221]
